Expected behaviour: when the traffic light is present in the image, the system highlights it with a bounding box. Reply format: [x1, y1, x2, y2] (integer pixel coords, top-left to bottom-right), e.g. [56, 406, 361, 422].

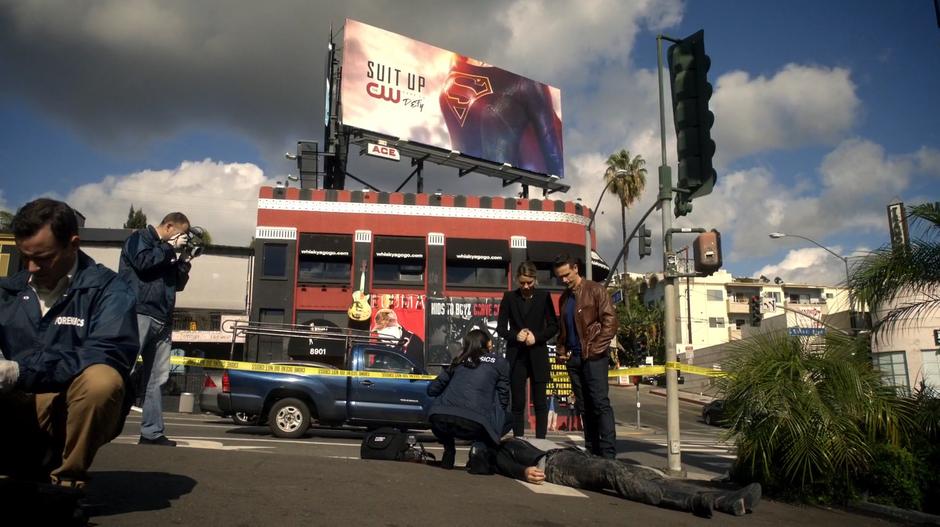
[693, 229, 722, 275]
[638, 224, 652, 259]
[667, 30, 717, 217]
[748, 295, 763, 327]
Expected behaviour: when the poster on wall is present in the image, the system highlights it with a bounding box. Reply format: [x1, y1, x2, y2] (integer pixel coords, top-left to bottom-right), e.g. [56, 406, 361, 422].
[426, 297, 505, 372]
[545, 345, 573, 404]
[369, 293, 427, 370]
[341, 19, 565, 178]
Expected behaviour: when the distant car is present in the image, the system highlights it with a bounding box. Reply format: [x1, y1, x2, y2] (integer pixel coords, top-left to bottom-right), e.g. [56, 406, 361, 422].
[702, 399, 726, 426]
[653, 372, 685, 387]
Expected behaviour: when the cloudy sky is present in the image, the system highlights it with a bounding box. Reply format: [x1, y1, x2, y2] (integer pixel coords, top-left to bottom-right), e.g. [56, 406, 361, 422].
[1, 0, 938, 287]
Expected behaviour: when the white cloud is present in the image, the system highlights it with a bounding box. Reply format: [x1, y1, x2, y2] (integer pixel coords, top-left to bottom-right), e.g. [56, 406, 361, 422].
[819, 138, 911, 197]
[755, 247, 849, 287]
[712, 64, 860, 164]
[64, 160, 271, 246]
[496, 0, 682, 81]
[676, 135, 934, 268]
[915, 146, 940, 177]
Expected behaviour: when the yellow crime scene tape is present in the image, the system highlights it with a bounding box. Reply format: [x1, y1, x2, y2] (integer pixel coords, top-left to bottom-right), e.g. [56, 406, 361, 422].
[168, 355, 435, 380]
[165, 356, 725, 382]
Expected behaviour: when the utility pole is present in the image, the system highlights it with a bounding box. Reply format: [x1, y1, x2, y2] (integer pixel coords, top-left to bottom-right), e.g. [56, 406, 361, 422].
[676, 246, 693, 344]
[657, 34, 684, 476]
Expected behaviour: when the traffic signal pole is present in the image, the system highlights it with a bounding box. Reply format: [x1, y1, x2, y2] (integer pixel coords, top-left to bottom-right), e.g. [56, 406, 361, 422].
[657, 34, 685, 477]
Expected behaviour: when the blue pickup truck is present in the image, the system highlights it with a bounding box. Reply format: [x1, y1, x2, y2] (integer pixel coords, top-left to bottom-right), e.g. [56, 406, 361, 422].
[218, 344, 433, 438]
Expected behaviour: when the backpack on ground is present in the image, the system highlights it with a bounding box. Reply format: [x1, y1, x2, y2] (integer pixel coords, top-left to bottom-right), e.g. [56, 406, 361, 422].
[360, 428, 411, 461]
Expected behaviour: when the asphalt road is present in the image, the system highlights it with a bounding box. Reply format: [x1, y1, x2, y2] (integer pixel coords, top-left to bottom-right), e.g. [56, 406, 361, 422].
[129, 385, 733, 479]
[79, 393, 898, 527]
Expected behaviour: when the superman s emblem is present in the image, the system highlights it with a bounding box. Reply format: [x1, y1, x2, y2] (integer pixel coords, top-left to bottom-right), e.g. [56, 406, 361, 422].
[442, 72, 494, 127]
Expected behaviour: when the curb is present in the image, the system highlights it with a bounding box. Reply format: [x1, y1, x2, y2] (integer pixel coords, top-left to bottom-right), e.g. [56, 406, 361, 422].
[615, 424, 657, 436]
[648, 389, 713, 406]
[844, 500, 940, 526]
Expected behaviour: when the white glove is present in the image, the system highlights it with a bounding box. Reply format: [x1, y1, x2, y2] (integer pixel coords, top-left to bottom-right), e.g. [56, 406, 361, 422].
[0, 358, 19, 392]
[168, 232, 189, 250]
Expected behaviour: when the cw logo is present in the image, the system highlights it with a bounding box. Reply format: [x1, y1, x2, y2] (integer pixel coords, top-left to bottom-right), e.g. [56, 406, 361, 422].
[366, 82, 401, 103]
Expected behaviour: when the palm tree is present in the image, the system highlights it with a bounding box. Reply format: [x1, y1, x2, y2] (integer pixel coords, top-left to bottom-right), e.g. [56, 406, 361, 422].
[604, 150, 647, 290]
[0, 210, 12, 231]
[850, 202, 940, 337]
[616, 298, 664, 365]
[716, 330, 912, 497]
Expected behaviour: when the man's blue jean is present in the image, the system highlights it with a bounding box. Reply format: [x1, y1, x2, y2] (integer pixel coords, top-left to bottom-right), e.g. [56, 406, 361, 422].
[135, 315, 172, 440]
[565, 354, 616, 458]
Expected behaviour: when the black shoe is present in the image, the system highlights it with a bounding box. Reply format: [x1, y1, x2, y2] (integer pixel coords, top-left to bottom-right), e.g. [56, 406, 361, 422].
[466, 442, 494, 475]
[138, 435, 177, 447]
[716, 483, 761, 515]
[441, 448, 456, 470]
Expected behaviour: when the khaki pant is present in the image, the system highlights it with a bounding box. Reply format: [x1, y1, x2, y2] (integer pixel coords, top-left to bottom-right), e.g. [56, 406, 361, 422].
[0, 364, 125, 485]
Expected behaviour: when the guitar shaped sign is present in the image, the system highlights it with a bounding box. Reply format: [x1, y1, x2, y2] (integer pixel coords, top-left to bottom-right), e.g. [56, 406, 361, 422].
[347, 261, 372, 322]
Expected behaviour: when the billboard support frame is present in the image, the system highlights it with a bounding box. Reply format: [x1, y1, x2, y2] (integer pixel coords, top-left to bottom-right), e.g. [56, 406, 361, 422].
[346, 129, 570, 194]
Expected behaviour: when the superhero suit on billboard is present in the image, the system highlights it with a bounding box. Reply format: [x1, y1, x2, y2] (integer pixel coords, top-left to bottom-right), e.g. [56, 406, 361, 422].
[440, 56, 564, 177]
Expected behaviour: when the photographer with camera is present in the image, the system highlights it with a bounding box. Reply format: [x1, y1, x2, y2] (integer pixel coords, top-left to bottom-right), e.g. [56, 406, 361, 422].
[119, 212, 201, 447]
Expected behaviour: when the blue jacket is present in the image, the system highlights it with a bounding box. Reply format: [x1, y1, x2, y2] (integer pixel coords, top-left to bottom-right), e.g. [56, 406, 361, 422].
[0, 251, 139, 393]
[427, 351, 511, 443]
[119, 225, 190, 322]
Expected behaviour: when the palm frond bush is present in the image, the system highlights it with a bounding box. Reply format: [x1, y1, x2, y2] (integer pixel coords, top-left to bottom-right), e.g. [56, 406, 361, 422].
[715, 330, 912, 500]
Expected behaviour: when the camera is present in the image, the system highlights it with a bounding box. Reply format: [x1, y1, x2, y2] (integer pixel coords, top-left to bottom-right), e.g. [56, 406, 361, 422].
[180, 226, 207, 261]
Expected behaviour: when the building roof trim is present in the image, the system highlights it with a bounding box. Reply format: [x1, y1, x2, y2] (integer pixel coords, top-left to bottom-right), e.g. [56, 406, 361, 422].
[258, 198, 591, 226]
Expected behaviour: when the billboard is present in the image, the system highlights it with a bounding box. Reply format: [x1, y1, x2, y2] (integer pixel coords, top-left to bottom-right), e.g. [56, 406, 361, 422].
[341, 19, 565, 178]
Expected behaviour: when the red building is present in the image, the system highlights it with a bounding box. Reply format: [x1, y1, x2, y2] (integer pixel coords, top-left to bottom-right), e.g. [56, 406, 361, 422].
[247, 185, 608, 372]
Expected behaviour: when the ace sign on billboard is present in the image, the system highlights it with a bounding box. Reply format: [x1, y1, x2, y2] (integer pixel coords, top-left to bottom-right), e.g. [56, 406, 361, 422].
[341, 19, 565, 178]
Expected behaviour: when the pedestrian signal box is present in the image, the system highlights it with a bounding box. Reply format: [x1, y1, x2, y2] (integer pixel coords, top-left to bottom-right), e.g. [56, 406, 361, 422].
[693, 229, 722, 275]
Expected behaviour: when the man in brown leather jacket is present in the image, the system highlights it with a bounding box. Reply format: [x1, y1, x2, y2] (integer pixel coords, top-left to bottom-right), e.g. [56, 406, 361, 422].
[553, 253, 618, 458]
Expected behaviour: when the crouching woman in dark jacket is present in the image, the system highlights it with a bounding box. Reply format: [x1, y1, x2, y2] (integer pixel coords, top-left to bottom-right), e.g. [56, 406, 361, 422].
[427, 329, 511, 470]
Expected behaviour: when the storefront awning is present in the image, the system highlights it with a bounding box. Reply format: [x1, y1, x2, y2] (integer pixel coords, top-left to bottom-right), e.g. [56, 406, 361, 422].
[374, 236, 425, 259]
[447, 238, 510, 262]
[592, 251, 611, 282]
[591, 251, 610, 271]
[299, 234, 352, 258]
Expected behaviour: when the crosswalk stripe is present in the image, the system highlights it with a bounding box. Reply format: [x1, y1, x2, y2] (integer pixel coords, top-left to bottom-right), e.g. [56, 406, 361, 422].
[516, 480, 588, 497]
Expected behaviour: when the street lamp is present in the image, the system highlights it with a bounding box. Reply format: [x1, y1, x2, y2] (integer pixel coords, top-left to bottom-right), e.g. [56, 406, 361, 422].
[585, 169, 628, 281]
[768, 232, 855, 330]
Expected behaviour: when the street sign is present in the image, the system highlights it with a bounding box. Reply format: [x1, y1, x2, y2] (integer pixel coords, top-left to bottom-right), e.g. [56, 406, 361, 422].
[611, 289, 624, 305]
[934, 329, 940, 346]
[676, 344, 694, 362]
[788, 327, 826, 337]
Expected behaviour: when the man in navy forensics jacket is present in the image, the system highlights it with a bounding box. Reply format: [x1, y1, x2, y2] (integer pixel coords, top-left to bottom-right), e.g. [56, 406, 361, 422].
[0, 198, 139, 488]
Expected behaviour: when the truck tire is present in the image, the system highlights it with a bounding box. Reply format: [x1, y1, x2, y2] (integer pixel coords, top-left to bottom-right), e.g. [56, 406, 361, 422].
[232, 412, 258, 426]
[269, 398, 311, 438]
